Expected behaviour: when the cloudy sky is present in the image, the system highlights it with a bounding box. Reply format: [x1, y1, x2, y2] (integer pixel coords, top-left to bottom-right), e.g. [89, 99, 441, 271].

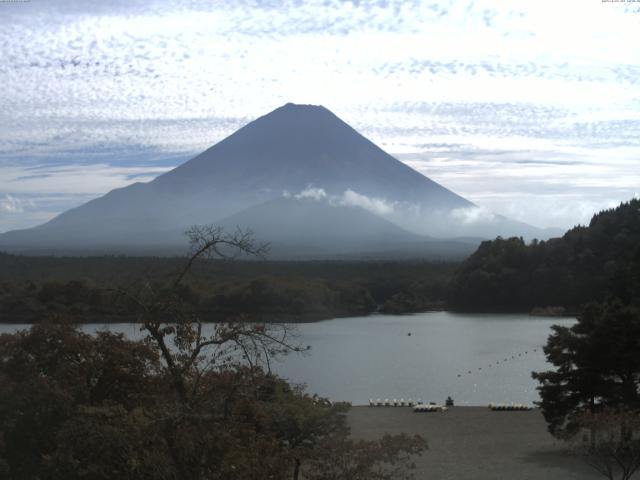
[1, 0, 639, 233]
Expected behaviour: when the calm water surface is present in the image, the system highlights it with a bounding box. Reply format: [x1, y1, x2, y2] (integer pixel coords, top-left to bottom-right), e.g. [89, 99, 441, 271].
[1, 312, 573, 406]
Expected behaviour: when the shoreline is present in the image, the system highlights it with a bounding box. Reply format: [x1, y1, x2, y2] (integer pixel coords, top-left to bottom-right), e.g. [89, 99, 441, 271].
[0, 308, 576, 326]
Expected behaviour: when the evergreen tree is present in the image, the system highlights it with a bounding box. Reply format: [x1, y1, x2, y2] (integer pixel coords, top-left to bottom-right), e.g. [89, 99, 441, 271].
[532, 301, 640, 438]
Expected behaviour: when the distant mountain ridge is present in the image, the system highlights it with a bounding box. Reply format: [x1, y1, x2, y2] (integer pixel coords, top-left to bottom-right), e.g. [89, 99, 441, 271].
[0, 103, 558, 257]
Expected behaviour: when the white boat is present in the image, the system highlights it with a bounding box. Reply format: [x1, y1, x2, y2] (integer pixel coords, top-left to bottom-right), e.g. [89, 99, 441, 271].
[413, 403, 447, 413]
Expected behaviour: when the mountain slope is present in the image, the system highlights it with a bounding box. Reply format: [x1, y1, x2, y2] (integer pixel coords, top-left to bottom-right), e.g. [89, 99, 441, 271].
[216, 196, 421, 256]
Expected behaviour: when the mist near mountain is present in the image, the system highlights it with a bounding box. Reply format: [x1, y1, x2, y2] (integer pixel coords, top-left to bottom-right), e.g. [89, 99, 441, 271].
[0, 103, 560, 257]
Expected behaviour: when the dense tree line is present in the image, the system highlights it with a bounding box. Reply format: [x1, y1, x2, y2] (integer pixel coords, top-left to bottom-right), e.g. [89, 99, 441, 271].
[450, 199, 640, 312]
[0, 255, 455, 323]
[0, 277, 376, 324]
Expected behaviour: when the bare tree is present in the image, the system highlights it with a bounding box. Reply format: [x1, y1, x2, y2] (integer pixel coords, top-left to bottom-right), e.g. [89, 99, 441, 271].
[118, 225, 303, 405]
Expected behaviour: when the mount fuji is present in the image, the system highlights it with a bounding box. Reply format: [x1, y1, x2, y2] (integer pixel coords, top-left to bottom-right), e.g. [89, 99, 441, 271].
[0, 103, 558, 258]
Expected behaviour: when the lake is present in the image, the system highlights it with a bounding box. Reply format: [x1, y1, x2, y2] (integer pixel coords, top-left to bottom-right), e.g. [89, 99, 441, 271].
[0, 312, 573, 406]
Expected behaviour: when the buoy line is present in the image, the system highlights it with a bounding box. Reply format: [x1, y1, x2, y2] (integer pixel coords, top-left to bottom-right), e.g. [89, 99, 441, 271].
[455, 346, 543, 378]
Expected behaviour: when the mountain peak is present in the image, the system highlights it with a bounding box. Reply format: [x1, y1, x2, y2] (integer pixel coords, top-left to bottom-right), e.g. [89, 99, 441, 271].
[279, 102, 327, 111]
[282, 102, 323, 109]
[261, 102, 335, 123]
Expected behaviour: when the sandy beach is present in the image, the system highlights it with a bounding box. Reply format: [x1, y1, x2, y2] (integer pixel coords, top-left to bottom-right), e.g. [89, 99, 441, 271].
[347, 406, 604, 480]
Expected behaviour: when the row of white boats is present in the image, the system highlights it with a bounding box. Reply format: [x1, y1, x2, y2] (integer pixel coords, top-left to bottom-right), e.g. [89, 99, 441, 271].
[368, 399, 533, 412]
[369, 398, 421, 407]
[368, 399, 448, 411]
[488, 403, 533, 411]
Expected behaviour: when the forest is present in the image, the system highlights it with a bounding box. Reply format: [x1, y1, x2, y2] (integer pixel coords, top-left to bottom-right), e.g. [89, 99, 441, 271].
[450, 199, 640, 313]
[0, 253, 455, 323]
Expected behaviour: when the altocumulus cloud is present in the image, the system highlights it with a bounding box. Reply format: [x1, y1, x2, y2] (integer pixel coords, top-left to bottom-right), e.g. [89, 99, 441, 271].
[0, 0, 639, 231]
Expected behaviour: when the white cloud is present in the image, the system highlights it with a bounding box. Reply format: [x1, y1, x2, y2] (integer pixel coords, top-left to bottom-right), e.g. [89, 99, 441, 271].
[399, 143, 639, 229]
[450, 206, 497, 225]
[289, 187, 395, 216]
[294, 186, 327, 201]
[337, 189, 395, 216]
[0, 194, 34, 214]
